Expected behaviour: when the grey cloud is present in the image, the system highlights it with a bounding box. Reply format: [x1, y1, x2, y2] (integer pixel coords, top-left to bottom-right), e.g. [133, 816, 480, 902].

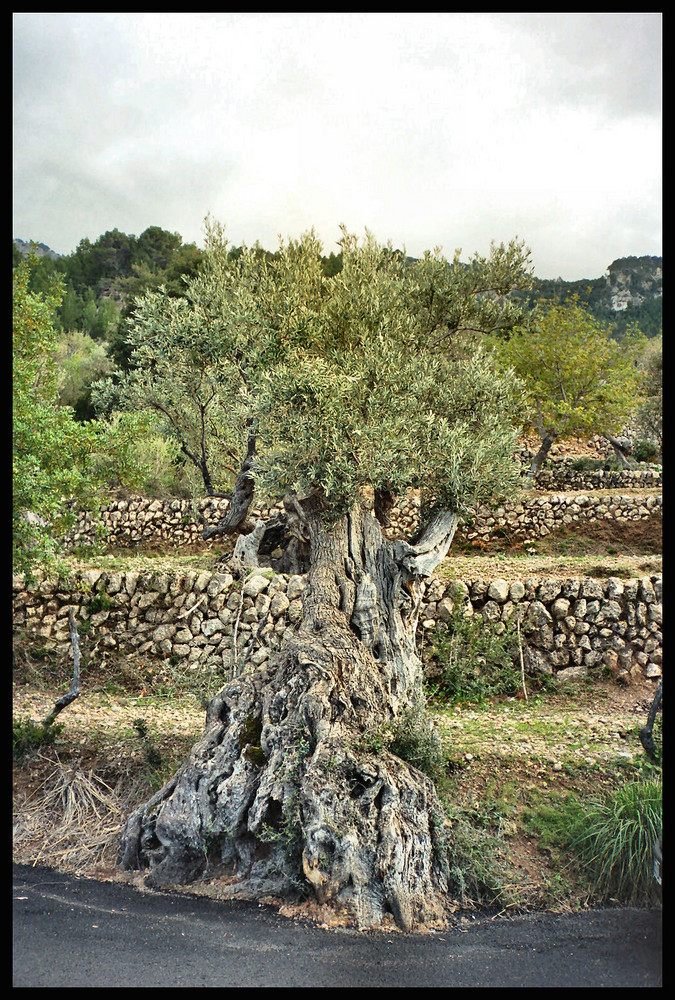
[495, 13, 661, 118]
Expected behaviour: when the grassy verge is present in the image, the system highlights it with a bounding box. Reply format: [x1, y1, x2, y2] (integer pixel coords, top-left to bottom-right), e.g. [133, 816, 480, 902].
[429, 679, 662, 913]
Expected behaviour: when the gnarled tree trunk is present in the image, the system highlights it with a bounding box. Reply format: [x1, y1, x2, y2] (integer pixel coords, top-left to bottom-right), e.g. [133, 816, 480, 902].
[605, 434, 638, 471]
[120, 500, 458, 930]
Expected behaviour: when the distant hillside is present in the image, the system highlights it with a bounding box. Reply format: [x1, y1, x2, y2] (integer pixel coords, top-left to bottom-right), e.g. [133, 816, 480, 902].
[525, 255, 662, 339]
[13, 234, 662, 339]
[14, 238, 62, 261]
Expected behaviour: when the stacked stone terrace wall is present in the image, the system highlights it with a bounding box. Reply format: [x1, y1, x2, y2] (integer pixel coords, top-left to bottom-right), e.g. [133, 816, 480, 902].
[13, 568, 662, 688]
[533, 466, 661, 492]
[66, 488, 662, 552]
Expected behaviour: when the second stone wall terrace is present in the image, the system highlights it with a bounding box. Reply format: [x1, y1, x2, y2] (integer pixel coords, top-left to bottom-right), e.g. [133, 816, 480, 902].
[532, 467, 661, 492]
[66, 489, 662, 551]
[13, 568, 662, 688]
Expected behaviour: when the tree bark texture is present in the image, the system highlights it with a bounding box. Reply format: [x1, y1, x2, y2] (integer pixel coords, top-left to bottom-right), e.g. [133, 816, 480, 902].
[605, 434, 638, 471]
[200, 432, 258, 540]
[120, 502, 458, 930]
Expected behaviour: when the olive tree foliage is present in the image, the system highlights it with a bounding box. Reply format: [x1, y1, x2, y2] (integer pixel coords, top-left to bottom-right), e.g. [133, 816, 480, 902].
[99, 221, 532, 530]
[491, 299, 647, 478]
[118, 225, 536, 932]
[263, 231, 534, 534]
[13, 257, 148, 580]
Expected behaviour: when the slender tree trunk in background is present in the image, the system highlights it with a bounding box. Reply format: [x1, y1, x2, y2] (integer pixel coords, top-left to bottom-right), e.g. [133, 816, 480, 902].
[120, 501, 458, 930]
[639, 681, 662, 759]
[605, 434, 638, 471]
[527, 432, 557, 480]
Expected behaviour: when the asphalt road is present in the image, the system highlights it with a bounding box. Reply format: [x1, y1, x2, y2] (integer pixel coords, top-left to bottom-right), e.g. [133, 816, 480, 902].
[13, 863, 662, 988]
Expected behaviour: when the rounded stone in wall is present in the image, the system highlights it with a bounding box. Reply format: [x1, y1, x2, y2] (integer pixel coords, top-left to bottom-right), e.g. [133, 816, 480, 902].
[486, 579, 509, 603]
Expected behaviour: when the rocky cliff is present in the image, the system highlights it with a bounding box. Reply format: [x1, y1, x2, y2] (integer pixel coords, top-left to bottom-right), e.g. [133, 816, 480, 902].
[604, 256, 662, 312]
[13, 238, 62, 260]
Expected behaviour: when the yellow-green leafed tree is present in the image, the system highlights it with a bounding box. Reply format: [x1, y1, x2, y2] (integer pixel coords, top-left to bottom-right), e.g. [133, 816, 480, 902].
[13, 255, 148, 580]
[493, 299, 646, 478]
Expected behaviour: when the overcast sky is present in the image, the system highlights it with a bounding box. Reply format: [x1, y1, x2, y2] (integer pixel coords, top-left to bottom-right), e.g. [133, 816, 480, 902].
[13, 12, 661, 280]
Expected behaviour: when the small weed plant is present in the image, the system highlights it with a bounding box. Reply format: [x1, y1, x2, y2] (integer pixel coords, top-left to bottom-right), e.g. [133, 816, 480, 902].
[428, 609, 521, 705]
[132, 718, 164, 773]
[387, 703, 446, 779]
[13, 716, 63, 757]
[354, 703, 446, 780]
[442, 805, 518, 909]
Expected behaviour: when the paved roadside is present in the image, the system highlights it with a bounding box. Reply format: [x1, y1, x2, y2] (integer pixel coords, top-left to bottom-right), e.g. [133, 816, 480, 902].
[13, 864, 661, 988]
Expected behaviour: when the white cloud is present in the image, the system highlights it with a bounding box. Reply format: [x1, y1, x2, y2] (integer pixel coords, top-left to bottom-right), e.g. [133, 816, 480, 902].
[13, 12, 661, 277]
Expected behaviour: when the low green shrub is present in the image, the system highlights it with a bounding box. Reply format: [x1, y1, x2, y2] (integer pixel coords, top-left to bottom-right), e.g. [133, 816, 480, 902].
[353, 703, 446, 780]
[570, 455, 628, 473]
[633, 438, 661, 464]
[387, 702, 446, 779]
[13, 716, 63, 757]
[569, 776, 662, 905]
[427, 610, 521, 704]
[570, 456, 603, 472]
[443, 807, 518, 908]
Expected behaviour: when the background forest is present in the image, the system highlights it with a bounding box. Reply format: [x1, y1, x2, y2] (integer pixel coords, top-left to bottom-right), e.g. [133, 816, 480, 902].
[13, 226, 663, 551]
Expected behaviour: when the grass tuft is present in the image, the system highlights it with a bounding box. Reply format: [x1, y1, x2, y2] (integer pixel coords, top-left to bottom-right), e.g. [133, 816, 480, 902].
[569, 776, 662, 905]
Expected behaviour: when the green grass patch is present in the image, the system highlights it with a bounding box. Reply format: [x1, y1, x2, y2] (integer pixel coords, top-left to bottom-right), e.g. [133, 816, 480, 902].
[520, 776, 662, 906]
[570, 776, 662, 905]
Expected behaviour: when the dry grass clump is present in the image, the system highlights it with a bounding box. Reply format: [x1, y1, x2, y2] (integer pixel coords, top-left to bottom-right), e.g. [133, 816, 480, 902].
[13, 755, 137, 873]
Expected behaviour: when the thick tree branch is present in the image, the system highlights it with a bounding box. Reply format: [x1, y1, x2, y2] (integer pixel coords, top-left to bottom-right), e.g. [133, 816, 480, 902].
[605, 434, 638, 470]
[394, 509, 459, 579]
[199, 429, 258, 539]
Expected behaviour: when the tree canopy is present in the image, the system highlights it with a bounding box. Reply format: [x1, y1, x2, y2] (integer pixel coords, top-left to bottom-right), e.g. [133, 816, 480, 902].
[13, 256, 147, 579]
[98, 223, 534, 526]
[491, 298, 647, 476]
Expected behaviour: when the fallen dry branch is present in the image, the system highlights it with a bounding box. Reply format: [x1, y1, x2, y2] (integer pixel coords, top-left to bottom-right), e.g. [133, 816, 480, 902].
[41, 609, 81, 729]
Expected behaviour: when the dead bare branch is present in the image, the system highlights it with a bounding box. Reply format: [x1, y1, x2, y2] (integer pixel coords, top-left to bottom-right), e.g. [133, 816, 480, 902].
[41, 609, 81, 728]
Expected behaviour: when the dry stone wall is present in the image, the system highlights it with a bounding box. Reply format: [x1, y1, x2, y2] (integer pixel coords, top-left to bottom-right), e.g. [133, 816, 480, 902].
[66, 489, 662, 552]
[67, 497, 285, 550]
[390, 491, 661, 547]
[13, 567, 662, 688]
[533, 467, 661, 492]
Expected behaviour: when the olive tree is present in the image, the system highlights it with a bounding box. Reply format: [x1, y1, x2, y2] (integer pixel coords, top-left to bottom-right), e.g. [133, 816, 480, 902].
[118, 226, 532, 930]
